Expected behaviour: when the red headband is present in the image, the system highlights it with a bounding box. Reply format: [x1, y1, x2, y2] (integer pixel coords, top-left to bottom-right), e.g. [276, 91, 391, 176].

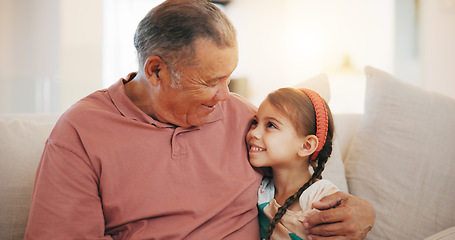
[300, 88, 329, 161]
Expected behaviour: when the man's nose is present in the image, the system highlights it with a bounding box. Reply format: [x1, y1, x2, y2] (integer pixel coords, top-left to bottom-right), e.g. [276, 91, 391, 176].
[213, 79, 230, 101]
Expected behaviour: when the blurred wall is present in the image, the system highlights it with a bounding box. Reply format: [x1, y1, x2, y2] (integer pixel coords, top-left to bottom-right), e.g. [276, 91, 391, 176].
[420, 0, 455, 98]
[227, 0, 455, 106]
[226, 0, 395, 106]
[0, 0, 454, 114]
[0, 0, 103, 114]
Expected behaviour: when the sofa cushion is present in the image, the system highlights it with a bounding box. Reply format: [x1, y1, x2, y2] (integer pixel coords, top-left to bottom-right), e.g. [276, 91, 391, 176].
[322, 134, 348, 193]
[344, 66, 455, 239]
[0, 117, 56, 240]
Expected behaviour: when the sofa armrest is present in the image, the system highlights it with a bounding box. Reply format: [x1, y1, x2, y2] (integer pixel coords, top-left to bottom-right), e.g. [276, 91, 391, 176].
[0, 114, 59, 240]
[424, 227, 455, 240]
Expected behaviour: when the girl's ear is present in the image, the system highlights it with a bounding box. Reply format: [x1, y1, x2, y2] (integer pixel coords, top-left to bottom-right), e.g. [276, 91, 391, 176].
[298, 135, 318, 158]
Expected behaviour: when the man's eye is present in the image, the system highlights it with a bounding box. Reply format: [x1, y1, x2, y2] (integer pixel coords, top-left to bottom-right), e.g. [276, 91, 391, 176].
[206, 79, 220, 87]
[208, 82, 218, 87]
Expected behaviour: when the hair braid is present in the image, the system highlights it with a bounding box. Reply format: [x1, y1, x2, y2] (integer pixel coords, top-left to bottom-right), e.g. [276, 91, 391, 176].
[264, 168, 321, 240]
[311, 138, 332, 179]
[265, 123, 333, 239]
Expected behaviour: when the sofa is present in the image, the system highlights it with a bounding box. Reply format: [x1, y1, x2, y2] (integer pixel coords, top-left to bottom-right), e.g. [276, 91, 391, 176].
[1, 66, 454, 239]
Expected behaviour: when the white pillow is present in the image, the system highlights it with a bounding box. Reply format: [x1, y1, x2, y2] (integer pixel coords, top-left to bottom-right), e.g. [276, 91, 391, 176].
[344, 66, 455, 239]
[322, 134, 348, 193]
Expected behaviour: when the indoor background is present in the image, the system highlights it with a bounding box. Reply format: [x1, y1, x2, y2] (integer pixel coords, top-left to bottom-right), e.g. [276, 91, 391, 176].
[1, 0, 454, 114]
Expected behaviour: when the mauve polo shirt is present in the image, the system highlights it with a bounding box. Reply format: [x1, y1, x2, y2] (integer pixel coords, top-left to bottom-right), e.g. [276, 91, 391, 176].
[25, 74, 263, 240]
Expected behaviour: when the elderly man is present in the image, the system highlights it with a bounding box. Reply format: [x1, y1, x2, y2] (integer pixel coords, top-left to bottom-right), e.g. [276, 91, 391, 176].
[25, 0, 374, 239]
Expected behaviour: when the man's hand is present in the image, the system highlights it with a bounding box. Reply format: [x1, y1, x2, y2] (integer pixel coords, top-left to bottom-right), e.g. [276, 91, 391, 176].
[302, 191, 375, 240]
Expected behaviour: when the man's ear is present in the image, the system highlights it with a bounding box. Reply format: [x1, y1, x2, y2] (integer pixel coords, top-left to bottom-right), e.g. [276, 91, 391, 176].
[144, 56, 164, 87]
[298, 135, 318, 158]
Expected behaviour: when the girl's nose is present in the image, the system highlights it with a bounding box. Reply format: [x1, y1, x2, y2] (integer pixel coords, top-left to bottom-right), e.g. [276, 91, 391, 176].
[248, 126, 261, 140]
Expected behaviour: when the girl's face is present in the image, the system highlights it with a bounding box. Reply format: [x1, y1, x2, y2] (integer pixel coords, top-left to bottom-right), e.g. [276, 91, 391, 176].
[246, 99, 307, 169]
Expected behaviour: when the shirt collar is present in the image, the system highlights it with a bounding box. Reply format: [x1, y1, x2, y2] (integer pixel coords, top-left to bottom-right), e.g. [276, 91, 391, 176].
[107, 72, 224, 129]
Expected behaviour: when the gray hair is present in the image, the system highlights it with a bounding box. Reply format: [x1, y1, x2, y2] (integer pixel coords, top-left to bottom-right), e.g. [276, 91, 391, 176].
[134, 0, 237, 88]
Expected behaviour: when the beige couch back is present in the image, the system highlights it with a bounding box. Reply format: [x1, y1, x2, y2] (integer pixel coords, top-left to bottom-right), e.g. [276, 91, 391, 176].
[0, 114, 60, 240]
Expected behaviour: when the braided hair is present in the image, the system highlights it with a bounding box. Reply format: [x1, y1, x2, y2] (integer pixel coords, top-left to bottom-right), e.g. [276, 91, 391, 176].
[264, 88, 334, 240]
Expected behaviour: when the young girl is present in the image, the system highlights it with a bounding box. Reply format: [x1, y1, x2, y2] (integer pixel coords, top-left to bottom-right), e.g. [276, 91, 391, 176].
[247, 88, 337, 240]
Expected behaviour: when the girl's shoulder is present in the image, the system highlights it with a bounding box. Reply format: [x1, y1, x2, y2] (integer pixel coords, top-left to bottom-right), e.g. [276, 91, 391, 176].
[299, 179, 339, 211]
[311, 179, 338, 190]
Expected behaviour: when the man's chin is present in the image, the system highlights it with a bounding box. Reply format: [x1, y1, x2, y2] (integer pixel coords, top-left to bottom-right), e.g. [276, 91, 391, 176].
[185, 116, 210, 128]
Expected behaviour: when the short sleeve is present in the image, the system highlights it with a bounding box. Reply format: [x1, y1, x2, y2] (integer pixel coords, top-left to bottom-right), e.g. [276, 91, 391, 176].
[298, 179, 338, 213]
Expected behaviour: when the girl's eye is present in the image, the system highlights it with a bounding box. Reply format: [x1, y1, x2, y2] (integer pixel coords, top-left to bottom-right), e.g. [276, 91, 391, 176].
[266, 122, 277, 129]
[250, 119, 258, 128]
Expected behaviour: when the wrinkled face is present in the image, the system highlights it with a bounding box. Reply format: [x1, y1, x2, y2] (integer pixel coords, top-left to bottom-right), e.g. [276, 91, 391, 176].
[155, 38, 238, 128]
[246, 100, 306, 169]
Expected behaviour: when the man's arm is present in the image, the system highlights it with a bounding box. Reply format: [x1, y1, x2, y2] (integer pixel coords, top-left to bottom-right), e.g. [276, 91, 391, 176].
[25, 141, 111, 240]
[303, 191, 375, 240]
